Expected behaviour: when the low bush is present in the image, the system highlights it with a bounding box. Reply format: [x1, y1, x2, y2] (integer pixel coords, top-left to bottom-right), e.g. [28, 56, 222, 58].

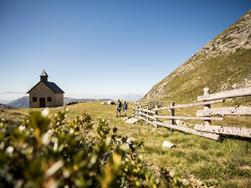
[0, 109, 183, 188]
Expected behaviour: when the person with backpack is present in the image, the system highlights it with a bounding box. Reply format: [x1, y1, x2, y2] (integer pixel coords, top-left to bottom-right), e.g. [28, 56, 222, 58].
[122, 101, 128, 117]
[116, 99, 122, 117]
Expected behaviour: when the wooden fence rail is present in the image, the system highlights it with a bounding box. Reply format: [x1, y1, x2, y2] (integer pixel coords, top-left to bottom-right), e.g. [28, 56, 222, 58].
[197, 87, 251, 101]
[196, 107, 251, 116]
[156, 99, 224, 111]
[135, 87, 251, 140]
[194, 124, 251, 138]
[154, 115, 223, 121]
[157, 122, 220, 140]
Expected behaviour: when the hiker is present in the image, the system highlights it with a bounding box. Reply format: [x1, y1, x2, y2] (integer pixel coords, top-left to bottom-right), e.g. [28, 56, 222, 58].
[122, 101, 128, 117]
[116, 99, 122, 117]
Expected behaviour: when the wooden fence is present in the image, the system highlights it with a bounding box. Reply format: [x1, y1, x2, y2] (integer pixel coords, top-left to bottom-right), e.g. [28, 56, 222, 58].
[135, 87, 251, 141]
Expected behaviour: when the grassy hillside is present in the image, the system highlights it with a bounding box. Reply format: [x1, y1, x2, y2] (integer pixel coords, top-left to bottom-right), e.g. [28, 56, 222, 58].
[1, 102, 251, 187]
[143, 10, 251, 103]
[150, 48, 251, 103]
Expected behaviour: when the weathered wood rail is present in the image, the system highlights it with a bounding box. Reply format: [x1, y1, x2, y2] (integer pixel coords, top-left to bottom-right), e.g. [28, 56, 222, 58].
[197, 87, 251, 101]
[196, 107, 251, 117]
[135, 87, 251, 140]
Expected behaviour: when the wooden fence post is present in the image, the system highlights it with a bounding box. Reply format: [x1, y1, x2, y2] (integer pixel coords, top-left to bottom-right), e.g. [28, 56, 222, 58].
[154, 105, 158, 127]
[146, 106, 149, 125]
[135, 105, 139, 117]
[203, 87, 211, 125]
[138, 105, 140, 117]
[170, 101, 176, 125]
[138, 105, 141, 119]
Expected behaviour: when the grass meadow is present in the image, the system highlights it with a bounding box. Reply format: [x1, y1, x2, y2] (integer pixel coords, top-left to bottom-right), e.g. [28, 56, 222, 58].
[1, 101, 251, 187]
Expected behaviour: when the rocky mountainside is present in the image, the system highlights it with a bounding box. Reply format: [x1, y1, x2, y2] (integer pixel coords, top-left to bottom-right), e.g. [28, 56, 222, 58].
[143, 10, 251, 103]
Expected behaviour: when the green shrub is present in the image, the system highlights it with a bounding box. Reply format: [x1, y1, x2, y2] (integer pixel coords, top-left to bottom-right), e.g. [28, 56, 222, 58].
[0, 109, 183, 188]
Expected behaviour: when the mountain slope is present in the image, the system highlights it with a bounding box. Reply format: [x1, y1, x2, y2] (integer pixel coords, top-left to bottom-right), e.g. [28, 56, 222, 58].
[0, 103, 13, 109]
[8, 96, 29, 108]
[143, 10, 251, 103]
[7, 96, 112, 108]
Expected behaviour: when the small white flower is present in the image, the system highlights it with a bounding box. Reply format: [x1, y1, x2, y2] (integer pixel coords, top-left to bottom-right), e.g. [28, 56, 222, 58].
[65, 108, 69, 112]
[47, 129, 53, 135]
[69, 128, 74, 134]
[6, 146, 14, 154]
[126, 138, 132, 145]
[42, 132, 51, 145]
[41, 108, 49, 117]
[53, 138, 58, 152]
[19, 125, 26, 132]
[63, 169, 70, 178]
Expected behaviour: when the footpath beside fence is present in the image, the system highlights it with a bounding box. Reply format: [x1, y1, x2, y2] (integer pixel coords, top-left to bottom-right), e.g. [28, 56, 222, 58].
[134, 87, 251, 141]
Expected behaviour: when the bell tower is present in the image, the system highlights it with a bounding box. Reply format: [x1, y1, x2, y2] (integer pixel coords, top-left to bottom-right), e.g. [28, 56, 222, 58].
[40, 70, 48, 82]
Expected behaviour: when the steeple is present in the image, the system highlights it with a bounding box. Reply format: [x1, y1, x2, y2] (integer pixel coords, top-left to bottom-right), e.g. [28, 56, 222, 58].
[40, 70, 48, 82]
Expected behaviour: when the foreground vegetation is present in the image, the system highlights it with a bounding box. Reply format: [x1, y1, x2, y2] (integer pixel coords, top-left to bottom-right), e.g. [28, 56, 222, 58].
[0, 107, 182, 188]
[1, 102, 251, 187]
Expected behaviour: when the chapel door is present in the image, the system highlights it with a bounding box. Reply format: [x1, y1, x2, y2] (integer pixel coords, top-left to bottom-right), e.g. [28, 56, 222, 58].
[39, 98, 46, 108]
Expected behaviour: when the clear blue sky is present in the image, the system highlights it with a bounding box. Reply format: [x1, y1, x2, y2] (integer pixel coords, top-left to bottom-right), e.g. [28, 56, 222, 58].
[0, 0, 250, 101]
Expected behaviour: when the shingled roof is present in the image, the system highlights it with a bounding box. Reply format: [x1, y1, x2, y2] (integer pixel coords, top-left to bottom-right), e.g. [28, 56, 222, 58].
[27, 81, 64, 94]
[46, 82, 65, 93]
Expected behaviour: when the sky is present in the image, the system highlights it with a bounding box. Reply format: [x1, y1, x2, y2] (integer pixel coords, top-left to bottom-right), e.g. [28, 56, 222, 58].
[0, 0, 251, 102]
